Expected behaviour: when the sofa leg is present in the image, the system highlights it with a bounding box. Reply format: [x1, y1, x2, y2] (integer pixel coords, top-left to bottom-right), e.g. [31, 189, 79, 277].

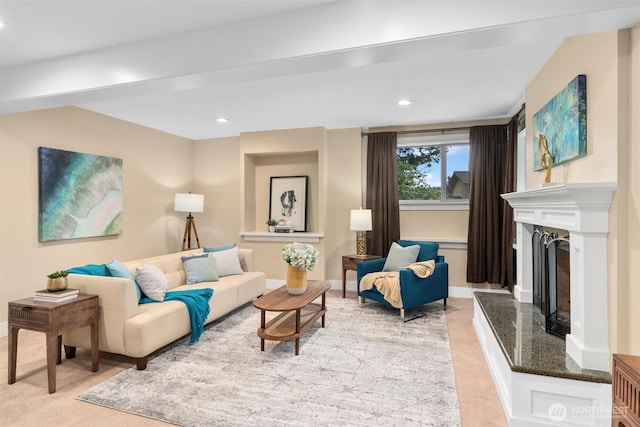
[64, 345, 76, 359]
[400, 309, 405, 322]
[136, 357, 148, 370]
[443, 298, 447, 309]
[359, 296, 366, 306]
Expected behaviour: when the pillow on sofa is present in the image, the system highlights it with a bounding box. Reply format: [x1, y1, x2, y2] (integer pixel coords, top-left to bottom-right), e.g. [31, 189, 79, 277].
[203, 243, 236, 253]
[135, 264, 169, 302]
[181, 254, 219, 285]
[209, 246, 243, 277]
[382, 242, 420, 272]
[397, 239, 439, 262]
[106, 259, 142, 302]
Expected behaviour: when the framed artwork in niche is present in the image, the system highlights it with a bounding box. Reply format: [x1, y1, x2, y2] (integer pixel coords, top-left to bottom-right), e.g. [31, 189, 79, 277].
[269, 175, 308, 232]
[532, 74, 587, 171]
[38, 147, 123, 241]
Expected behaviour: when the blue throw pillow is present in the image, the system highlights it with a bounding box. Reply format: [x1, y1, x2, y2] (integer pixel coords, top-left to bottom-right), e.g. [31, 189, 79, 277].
[106, 259, 142, 302]
[182, 254, 219, 285]
[66, 263, 112, 276]
[397, 240, 439, 262]
[203, 243, 237, 253]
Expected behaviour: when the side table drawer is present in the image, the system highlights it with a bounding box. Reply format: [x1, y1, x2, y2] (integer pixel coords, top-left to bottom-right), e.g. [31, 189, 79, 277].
[9, 304, 51, 329]
[342, 256, 357, 271]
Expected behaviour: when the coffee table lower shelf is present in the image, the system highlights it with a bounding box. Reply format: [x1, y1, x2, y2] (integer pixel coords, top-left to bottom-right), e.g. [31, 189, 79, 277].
[258, 303, 326, 355]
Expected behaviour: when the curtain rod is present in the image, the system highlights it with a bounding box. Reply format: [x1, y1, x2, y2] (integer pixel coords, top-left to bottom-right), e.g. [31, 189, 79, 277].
[361, 126, 470, 137]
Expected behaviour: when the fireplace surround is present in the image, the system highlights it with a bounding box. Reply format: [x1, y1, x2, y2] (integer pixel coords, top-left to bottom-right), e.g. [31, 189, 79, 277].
[502, 182, 617, 372]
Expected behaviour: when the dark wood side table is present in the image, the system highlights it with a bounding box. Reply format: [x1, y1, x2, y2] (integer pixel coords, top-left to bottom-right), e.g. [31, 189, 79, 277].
[8, 294, 99, 394]
[342, 254, 381, 298]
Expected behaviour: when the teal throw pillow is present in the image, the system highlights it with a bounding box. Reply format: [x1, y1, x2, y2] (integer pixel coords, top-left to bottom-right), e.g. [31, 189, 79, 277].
[106, 259, 142, 302]
[382, 242, 420, 272]
[203, 243, 237, 253]
[397, 240, 439, 262]
[66, 263, 112, 276]
[182, 254, 219, 285]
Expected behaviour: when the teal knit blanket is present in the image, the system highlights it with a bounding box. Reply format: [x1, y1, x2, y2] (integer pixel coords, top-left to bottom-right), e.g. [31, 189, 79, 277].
[140, 288, 214, 343]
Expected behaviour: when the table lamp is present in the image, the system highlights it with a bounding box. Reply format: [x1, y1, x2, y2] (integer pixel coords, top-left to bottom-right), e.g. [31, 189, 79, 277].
[175, 192, 204, 251]
[350, 208, 372, 256]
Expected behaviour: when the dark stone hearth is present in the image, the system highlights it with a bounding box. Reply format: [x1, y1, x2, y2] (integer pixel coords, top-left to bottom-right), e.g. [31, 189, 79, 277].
[474, 292, 610, 384]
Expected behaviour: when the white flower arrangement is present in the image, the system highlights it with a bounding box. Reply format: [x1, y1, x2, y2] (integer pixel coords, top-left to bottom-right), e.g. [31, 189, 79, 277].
[281, 242, 319, 271]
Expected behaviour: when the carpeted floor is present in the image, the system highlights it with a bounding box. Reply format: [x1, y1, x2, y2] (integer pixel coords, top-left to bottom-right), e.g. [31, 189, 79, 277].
[77, 297, 461, 427]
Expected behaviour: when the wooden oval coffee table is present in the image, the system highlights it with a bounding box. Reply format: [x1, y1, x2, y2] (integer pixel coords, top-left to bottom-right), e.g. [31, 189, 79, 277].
[253, 280, 330, 355]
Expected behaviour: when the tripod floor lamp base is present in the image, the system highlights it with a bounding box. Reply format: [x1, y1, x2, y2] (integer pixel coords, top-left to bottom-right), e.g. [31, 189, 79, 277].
[181, 214, 201, 251]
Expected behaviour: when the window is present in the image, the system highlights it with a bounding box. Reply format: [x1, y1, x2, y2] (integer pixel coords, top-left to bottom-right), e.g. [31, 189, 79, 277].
[397, 132, 470, 209]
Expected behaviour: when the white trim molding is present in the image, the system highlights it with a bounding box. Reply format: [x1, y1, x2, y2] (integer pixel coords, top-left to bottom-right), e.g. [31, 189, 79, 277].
[240, 231, 323, 243]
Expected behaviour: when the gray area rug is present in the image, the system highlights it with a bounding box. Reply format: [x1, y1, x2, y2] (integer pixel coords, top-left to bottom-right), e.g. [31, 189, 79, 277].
[77, 295, 460, 426]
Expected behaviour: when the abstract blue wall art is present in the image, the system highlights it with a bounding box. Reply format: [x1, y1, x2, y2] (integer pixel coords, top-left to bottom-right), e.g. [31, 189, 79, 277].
[532, 74, 587, 171]
[38, 147, 123, 241]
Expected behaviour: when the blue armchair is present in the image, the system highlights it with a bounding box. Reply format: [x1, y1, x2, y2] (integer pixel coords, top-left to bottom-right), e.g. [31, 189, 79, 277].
[356, 240, 449, 321]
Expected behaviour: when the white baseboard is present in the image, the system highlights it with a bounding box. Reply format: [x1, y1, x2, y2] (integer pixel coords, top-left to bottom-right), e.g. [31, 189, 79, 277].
[0, 321, 7, 339]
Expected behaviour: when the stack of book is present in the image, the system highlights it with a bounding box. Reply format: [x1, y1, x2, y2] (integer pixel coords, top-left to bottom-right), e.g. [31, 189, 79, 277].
[33, 288, 79, 302]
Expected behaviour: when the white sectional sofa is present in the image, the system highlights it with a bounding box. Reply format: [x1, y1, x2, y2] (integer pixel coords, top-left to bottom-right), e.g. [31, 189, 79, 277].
[63, 248, 266, 369]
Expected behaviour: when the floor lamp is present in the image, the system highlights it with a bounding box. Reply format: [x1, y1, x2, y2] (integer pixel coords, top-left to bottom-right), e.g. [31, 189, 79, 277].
[175, 193, 204, 251]
[350, 208, 372, 256]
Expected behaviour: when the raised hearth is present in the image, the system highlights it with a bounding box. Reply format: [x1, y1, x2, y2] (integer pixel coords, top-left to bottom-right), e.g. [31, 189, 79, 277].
[474, 292, 611, 426]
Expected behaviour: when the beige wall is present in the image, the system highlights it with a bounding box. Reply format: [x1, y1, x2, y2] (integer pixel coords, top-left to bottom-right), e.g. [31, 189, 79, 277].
[192, 127, 363, 282]
[628, 24, 640, 354]
[192, 126, 476, 289]
[0, 107, 194, 324]
[525, 29, 637, 353]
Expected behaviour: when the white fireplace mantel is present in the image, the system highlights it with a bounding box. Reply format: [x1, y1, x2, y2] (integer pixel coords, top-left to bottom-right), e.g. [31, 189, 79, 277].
[502, 182, 616, 372]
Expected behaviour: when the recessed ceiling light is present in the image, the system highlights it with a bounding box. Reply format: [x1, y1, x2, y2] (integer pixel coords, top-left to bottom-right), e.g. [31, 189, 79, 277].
[397, 99, 412, 106]
[215, 117, 229, 123]
[0, 20, 6, 28]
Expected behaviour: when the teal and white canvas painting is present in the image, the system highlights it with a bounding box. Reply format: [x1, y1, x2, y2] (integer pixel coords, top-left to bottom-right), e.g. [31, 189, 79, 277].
[532, 74, 587, 171]
[38, 147, 123, 241]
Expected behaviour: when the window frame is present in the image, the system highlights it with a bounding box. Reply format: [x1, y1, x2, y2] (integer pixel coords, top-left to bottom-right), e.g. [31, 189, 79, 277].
[397, 132, 470, 211]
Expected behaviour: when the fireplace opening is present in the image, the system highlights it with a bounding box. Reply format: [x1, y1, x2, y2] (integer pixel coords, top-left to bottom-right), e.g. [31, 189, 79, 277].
[532, 227, 571, 338]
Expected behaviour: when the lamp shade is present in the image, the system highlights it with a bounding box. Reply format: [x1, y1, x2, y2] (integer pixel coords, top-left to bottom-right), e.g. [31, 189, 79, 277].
[174, 193, 204, 213]
[350, 209, 372, 231]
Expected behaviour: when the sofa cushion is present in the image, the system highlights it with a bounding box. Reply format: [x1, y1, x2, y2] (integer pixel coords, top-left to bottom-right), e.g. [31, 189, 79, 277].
[107, 259, 142, 301]
[210, 246, 244, 277]
[397, 240, 439, 262]
[203, 243, 236, 253]
[182, 254, 219, 285]
[382, 242, 420, 271]
[135, 264, 169, 301]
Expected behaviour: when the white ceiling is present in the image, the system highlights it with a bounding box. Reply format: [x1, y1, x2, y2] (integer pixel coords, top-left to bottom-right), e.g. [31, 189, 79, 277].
[1, 0, 639, 140]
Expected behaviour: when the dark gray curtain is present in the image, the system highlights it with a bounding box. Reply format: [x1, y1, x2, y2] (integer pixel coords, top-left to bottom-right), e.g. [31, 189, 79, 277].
[366, 132, 400, 257]
[500, 115, 518, 290]
[466, 124, 511, 284]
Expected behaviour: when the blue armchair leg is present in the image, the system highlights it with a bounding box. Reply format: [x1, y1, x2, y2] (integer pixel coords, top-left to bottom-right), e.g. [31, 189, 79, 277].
[401, 308, 427, 323]
[359, 296, 366, 306]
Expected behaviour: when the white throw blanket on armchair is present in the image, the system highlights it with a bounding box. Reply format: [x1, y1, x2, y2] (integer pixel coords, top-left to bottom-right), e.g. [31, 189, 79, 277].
[360, 260, 436, 308]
